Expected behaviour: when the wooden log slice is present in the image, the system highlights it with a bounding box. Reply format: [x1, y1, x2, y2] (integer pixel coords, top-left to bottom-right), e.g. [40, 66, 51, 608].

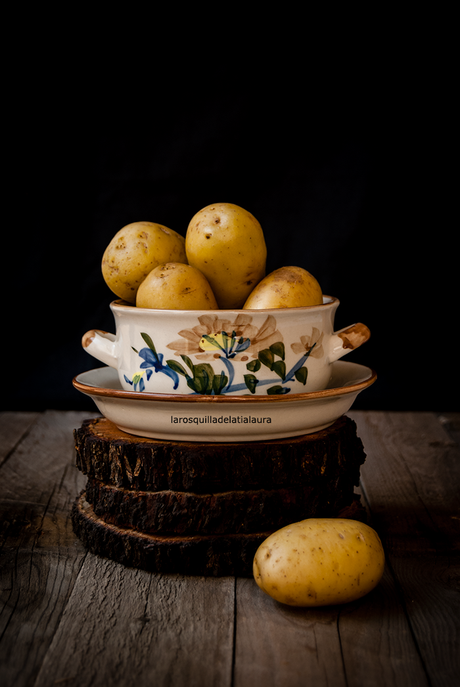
[71, 492, 268, 576]
[74, 415, 366, 494]
[84, 477, 358, 535]
[71, 492, 367, 577]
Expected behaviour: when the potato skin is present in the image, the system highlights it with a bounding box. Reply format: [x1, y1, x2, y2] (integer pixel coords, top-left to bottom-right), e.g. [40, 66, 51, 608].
[185, 203, 267, 309]
[253, 518, 385, 607]
[102, 222, 187, 303]
[136, 262, 218, 310]
[243, 266, 322, 309]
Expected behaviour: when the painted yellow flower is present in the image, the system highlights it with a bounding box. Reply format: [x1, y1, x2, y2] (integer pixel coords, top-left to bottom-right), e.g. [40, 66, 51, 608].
[199, 332, 228, 351]
[167, 314, 283, 360]
[290, 327, 324, 358]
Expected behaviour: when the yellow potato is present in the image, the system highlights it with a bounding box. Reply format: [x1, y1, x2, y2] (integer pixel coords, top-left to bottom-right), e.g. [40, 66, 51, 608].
[185, 202, 267, 309]
[244, 266, 323, 309]
[136, 262, 218, 310]
[253, 518, 385, 607]
[102, 221, 187, 303]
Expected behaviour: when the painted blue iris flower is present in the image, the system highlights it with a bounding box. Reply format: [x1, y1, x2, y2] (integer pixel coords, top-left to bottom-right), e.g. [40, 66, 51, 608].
[125, 333, 179, 390]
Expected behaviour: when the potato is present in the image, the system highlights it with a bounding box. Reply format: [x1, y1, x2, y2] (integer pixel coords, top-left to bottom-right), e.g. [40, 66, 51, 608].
[185, 203, 267, 309]
[253, 518, 385, 607]
[102, 221, 187, 303]
[136, 262, 218, 310]
[243, 266, 322, 309]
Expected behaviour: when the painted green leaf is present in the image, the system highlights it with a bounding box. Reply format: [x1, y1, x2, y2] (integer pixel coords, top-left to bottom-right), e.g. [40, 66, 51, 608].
[272, 360, 286, 380]
[166, 360, 189, 377]
[267, 385, 290, 395]
[259, 348, 274, 369]
[270, 342, 285, 360]
[141, 332, 157, 353]
[188, 363, 215, 394]
[131, 347, 139, 354]
[221, 331, 232, 352]
[187, 378, 200, 393]
[295, 367, 308, 385]
[212, 372, 228, 395]
[244, 374, 259, 394]
[246, 359, 261, 372]
[180, 355, 196, 374]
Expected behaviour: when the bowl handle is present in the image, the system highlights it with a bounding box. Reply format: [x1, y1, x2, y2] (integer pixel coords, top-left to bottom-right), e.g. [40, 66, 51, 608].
[328, 323, 370, 363]
[82, 329, 118, 369]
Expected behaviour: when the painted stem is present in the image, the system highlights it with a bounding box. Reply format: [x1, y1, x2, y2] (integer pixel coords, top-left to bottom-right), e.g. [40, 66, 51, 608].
[220, 357, 235, 393]
[284, 344, 316, 381]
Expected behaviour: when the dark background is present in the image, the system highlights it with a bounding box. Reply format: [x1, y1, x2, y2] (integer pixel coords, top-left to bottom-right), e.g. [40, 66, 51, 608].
[4, 47, 456, 413]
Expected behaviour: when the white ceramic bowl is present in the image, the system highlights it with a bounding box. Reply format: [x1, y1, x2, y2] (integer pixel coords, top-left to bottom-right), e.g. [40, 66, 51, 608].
[82, 297, 370, 397]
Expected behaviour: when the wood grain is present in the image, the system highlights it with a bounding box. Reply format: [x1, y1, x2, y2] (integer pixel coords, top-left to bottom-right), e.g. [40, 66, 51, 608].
[0, 411, 93, 687]
[83, 477, 366, 536]
[234, 554, 430, 687]
[350, 411, 460, 687]
[1, 410, 458, 687]
[234, 577, 348, 687]
[0, 411, 39, 468]
[33, 555, 235, 687]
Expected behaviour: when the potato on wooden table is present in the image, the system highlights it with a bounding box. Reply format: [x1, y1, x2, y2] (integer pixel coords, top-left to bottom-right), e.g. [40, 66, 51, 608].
[253, 518, 385, 606]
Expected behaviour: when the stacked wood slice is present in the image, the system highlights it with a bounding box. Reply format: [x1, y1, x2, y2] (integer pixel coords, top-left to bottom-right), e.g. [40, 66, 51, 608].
[71, 415, 367, 576]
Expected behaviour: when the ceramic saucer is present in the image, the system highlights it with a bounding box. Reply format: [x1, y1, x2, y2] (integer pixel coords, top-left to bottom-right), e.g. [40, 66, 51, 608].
[73, 361, 376, 442]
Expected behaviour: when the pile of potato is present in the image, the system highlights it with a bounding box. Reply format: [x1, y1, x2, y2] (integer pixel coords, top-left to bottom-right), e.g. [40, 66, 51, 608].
[101, 203, 323, 310]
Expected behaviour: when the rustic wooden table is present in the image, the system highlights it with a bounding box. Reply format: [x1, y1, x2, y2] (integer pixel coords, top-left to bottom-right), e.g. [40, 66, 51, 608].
[1, 410, 459, 687]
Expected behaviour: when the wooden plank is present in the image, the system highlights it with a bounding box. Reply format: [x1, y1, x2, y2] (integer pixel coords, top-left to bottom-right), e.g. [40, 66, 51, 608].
[0, 411, 40, 467]
[437, 412, 460, 447]
[2, 409, 458, 687]
[0, 410, 95, 687]
[233, 411, 459, 687]
[234, 577, 347, 687]
[350, 411, 460, 687]
[337, 565, 429, 687]
[1, 409, 236, 687]
[234, 562, 429, 687]
[34, 555, 235, 687]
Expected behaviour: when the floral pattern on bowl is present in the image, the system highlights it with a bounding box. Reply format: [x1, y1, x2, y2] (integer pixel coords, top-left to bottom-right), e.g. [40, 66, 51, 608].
[82, 297, 370, 396]
[124, 318, 324, 395]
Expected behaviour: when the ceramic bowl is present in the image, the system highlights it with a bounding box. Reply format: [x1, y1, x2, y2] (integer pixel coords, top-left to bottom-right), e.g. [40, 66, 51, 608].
[82, 297, 370, 397]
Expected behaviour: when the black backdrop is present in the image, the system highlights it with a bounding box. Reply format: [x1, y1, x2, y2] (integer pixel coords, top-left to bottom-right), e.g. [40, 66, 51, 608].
[4, 65, 457, 413]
